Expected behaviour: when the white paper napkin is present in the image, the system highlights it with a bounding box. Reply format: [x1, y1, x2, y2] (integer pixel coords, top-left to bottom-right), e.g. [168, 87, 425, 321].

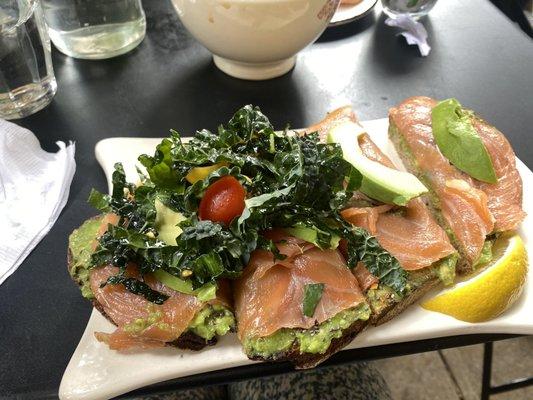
[0, 119, 76, 285]
[385, 15, 431, 57]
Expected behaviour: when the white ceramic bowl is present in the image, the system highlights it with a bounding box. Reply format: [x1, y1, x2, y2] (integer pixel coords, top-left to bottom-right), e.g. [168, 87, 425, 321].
[170, 0, 341, 80]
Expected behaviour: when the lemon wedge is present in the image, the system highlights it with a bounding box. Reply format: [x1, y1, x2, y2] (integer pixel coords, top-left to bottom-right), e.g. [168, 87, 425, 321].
[422, 233, 528, 322]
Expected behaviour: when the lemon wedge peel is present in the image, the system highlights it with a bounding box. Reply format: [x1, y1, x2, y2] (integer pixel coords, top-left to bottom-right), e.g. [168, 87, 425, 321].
[421, 234, 528, 323]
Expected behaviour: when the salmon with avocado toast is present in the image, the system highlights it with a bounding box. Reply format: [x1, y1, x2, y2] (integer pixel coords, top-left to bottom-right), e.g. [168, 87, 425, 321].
[388, 96, 526, 273]
[233, 231, 370, 368]
[67, 102, 527, 368]
[68, 214, 235, 350]
[308, 108, 457, 324]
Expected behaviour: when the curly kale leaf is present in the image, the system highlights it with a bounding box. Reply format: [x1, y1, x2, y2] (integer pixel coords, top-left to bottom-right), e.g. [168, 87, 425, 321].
[106, 276, 169, 305]
[341, 224, 407, 295]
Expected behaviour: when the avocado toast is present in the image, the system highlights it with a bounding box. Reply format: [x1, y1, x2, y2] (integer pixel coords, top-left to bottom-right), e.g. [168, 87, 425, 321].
[306, 108, 458, 325]
[233, 232, 370, 369]
[68, 214, 235, 350]
[67, 102, 525, 369]
[70, 105, 420, 366]
[388, 97, 526, 273]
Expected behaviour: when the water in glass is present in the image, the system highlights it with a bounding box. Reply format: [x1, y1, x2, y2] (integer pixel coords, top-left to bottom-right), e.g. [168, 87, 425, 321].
[0, 0, 56, 120]
[381, 0, 438, 19]
[42, 0, 146, 60]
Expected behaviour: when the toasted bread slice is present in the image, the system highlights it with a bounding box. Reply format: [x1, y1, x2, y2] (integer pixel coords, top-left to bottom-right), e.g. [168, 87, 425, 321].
[67, 216, 216, 351]
[89, 291, 216, 351]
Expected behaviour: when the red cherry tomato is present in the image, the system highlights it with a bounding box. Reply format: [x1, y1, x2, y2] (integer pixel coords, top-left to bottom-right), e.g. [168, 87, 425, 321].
[198, 176, 246, 226]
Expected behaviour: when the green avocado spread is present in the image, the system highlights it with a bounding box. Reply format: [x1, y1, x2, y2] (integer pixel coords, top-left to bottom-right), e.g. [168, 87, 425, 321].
[474, 239, 494, 268]
[122, 304, 235, 341]
[68, 216, 104, 299]
[187, 304, 235, 340]
[243, 303, 371, 358]
[367, 254, 458, 315]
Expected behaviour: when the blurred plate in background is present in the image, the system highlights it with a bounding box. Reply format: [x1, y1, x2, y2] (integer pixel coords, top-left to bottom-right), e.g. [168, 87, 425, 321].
[330, 0, 378, 26]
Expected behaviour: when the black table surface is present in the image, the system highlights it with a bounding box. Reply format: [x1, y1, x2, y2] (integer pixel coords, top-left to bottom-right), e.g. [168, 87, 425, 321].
[2, 0, 532, 398]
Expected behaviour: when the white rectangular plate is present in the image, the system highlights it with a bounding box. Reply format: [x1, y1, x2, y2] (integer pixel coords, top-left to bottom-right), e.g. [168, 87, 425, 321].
[60, 118, 533, 400]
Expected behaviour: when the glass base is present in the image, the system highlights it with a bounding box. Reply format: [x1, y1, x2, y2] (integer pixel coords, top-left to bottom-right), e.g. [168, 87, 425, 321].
[49, 19, 146, 60]
[382, 8, 429, 20]
[0, 77, 57, 120]
[381, 0, 438, 20]
[213, 55, 296, 81]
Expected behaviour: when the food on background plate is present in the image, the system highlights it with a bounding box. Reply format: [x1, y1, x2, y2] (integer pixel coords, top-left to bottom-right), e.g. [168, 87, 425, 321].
[389, 96, 526, 274]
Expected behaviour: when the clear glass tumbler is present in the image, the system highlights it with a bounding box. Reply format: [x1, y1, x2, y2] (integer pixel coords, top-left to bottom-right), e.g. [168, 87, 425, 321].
[41, 0, 146, 60]
[0, 0, 56, 120]
[381, 0, 438, 19]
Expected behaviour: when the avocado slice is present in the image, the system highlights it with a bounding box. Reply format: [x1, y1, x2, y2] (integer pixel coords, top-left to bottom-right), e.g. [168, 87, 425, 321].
[285, 225, 340, 249]
[326, 121, 428, 206]
[154, 199, 186, 245]
[153, 200, 217, 301]
[431, 98, 497, 184]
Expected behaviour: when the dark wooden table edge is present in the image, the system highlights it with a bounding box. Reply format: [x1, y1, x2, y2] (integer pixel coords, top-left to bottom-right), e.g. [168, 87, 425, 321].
[106, 333, 525, 399]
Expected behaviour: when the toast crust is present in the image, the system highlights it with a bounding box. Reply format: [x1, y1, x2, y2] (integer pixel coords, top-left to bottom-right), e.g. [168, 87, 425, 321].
[371, 278, 440, 326]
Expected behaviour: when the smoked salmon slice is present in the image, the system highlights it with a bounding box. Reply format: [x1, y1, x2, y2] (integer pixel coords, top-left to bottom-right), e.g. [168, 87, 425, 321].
[353, 262, 379, 291]
[389, 96, 524, 266]
[472, 118, 526, 231]
[304, 106, 357, 141]
[234, 232, 365, 341]
[90, 264, 232, 350]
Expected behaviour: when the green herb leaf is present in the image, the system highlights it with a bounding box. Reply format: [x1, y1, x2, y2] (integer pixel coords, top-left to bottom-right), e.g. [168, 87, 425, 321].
[342, 225, 407, 295]
[432, 98, 497, 183]
[303, 283, 325, 317]
[139, 136, 183, 189]
[87, 189, 111, 212]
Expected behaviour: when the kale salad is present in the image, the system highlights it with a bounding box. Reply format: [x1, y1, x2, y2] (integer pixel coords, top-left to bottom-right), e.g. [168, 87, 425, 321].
[87, 105, 408, 304]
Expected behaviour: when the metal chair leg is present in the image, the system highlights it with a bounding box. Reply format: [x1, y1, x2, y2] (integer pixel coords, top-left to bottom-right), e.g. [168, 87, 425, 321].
[481, 342, 493, 400]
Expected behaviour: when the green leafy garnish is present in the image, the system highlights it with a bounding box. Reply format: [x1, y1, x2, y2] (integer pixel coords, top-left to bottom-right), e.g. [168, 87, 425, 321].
[88, 189, 111, 212]
[303, 283, 325, 317]
[431, 98, 497, 183]
[88, 105, 408, 303]
[105, 276, 169, 305]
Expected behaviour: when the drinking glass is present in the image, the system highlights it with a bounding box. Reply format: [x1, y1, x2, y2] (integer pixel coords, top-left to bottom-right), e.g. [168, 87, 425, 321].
[0, 0, 56, 120]
[41, 0, 146, 60]
[381, 0, 438, 19]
